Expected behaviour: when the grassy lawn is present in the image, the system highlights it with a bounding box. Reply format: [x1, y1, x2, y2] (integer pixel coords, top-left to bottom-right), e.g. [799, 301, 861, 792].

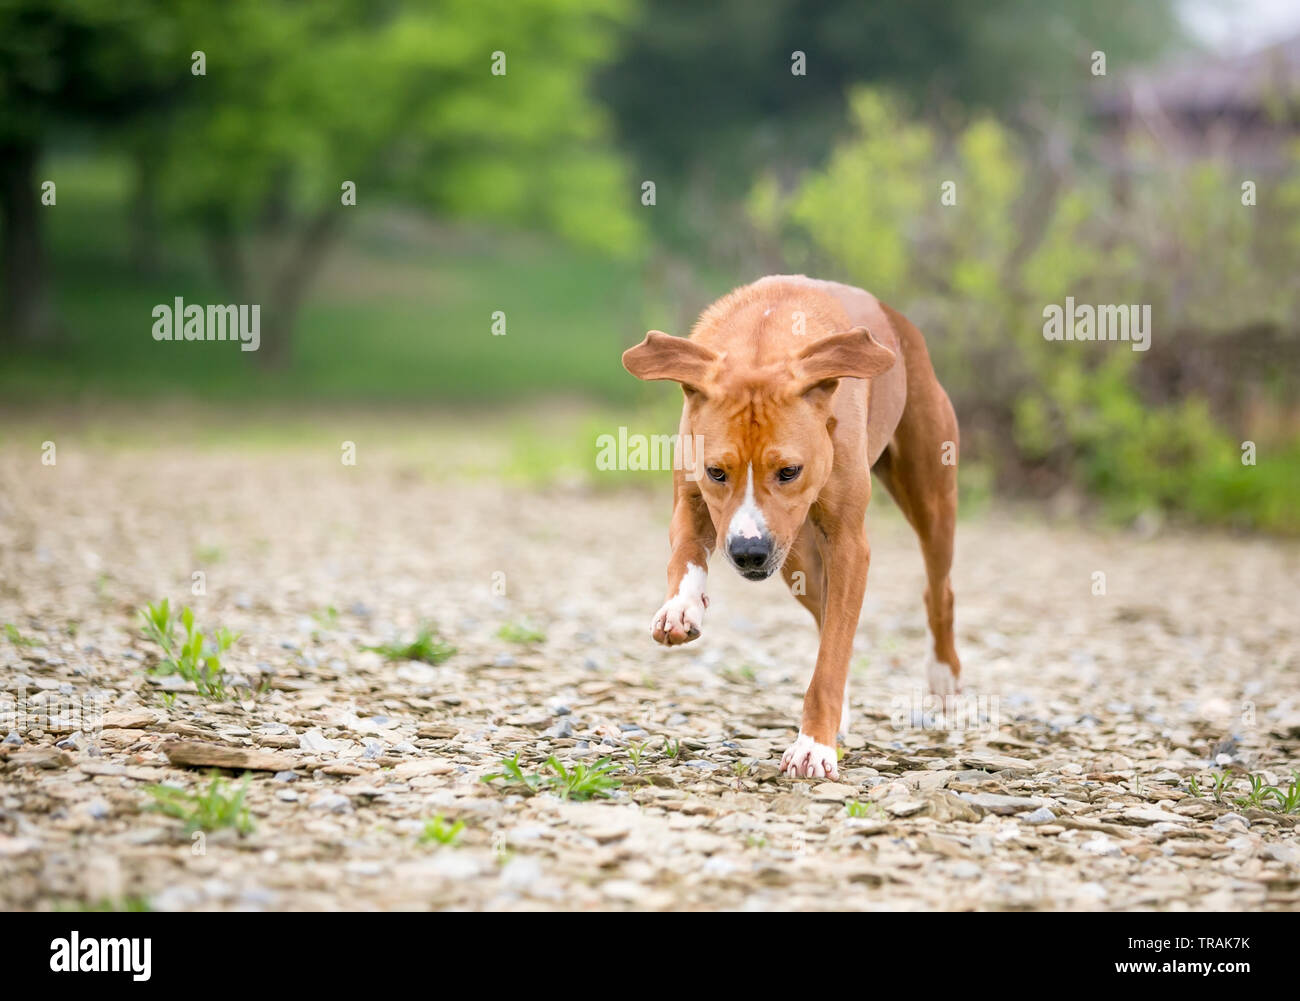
[2, 154, 703, 406]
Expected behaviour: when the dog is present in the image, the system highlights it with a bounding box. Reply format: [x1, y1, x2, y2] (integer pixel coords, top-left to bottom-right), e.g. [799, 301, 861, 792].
[622, 275, 961, 780]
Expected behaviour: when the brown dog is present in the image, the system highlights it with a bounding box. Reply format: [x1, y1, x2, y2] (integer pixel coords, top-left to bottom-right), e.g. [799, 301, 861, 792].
[622, 275, 961, 779]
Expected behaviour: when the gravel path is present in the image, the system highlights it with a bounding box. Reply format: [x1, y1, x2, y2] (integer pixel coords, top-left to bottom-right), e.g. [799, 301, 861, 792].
[1, 440, 1298, 911]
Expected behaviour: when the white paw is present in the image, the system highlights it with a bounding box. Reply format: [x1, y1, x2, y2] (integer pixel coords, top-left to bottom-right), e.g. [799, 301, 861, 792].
[651, 594, 705, 645]
[926, 652, 960, 710]
[780, 733, 839, 780]
[651, 563, 707, 646]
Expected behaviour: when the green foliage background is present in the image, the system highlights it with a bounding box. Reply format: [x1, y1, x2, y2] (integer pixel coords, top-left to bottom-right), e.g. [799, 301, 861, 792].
[754, 92, 1300, 531]
[1, 0, 1296, 532]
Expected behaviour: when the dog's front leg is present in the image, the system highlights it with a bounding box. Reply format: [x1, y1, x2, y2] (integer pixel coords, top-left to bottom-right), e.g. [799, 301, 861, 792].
[651, 479, 715, 646]
[780, 519, 869, 780]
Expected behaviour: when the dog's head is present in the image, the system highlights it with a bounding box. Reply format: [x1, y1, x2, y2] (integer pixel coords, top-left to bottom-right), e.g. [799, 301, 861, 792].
[622, 323, 894, 580]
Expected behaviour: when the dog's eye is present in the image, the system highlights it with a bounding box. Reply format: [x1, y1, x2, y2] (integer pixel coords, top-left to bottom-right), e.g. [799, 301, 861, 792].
[777, 465, 802, 482]
[706, 466, 727, 483]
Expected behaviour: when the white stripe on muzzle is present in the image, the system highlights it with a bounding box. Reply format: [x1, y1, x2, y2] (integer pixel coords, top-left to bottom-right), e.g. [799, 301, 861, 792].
[727, 464, 767, 543]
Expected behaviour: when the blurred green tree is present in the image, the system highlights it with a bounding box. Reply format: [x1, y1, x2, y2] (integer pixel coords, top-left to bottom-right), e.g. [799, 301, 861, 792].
[0, 0, 189, 344]
[1, 0, 640, 363]
[154, 0, 639, 366]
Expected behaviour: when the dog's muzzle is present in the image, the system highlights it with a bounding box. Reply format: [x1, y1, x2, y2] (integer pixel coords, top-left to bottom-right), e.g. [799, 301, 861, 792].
[727, 534, 776, 580]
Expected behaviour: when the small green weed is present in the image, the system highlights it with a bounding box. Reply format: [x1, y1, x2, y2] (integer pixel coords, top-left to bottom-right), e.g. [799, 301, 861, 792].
[1190, 770, 1300, 815]
[3, 624, 39, 647]
[482, 753, 543, 794]
[496, 621, 546, 644]
[546, 756, 621, 800]
[138, 599, 239, 699]
[483, 754, 621, 801]
[311, 605, 340, 630]
[1266, 772, 1300, 814]
[419, 815, 465, 846]
[144, 772, 254, 835]
[721, 664, 757, 683]
[1235, 771, 1300, 814]
[363, 623, 455, 664]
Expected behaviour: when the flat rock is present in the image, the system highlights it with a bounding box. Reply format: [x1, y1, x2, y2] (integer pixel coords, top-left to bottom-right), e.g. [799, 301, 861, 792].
[389, 758, 455, 779]
[77, 762, 128, 777]
[0, 836, 40, 856]
[962, 754, 1036, 774]
[1122, 807, 1191, 826]
[99, 709, 158, 729]
[160, 740, 297, 772]
[416, 724, 460, 739]
[98, 728, 151, 748]
[767, 792, 812, 815]
[257, 734, 300, 748]
[298, 729, 346, 754]
[927, 791, 984, 823]
[810, 782, 857, 801]
[320, 763, 365, 777]
[586, 823, 633, 844]
[958, 793, 1046, 815]
[5, 748, 75, 770]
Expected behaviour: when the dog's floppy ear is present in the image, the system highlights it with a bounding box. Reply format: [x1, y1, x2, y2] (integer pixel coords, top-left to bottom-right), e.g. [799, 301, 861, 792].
[793, 326, 895, 398]
[622, 331, 719, 394]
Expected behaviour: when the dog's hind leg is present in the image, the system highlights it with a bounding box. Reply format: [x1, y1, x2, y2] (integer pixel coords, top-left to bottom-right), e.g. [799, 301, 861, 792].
[872, 402, 962, 702]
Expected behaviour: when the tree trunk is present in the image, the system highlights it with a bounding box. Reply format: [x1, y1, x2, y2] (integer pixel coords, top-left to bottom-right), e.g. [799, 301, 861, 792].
[0, 140, 57, 344]
[255, 210, 341, 370]
[128, 145, 162, 276]
[204, 216, 249, 302]
[204, 208, 341, 370]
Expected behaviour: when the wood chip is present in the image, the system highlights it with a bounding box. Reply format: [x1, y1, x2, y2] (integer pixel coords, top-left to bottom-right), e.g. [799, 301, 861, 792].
[160, 739, 297, 772]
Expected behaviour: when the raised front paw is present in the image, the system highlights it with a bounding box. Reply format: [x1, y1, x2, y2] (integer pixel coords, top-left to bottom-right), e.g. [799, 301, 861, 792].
[651, 593, 706, 646]
[779, 733, 839, 780]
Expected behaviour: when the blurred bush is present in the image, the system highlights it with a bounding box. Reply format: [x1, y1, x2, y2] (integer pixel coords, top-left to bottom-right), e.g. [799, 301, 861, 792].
[752, 90, 1300, 532]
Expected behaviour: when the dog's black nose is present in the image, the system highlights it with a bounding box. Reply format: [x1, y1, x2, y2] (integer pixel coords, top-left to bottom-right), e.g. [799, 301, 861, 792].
[728, 535, 772, 574]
